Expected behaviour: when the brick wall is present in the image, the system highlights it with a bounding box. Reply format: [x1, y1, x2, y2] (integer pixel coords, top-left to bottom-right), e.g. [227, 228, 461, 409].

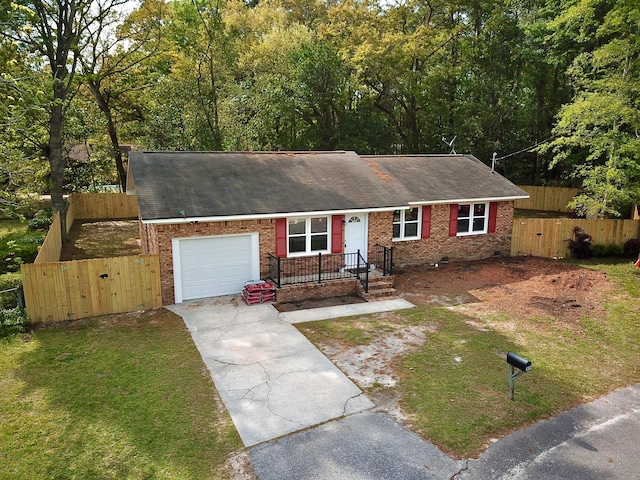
[154, 219, 276, 304]
[275, 278, 358, 303]
[391, 202, 514, 266]
[148, 201, 514, 304]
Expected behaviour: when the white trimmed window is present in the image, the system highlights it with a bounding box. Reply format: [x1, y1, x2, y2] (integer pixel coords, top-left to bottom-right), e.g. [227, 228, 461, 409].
[393, 207, 420, 240]
[288, 216, 329, 254]
[457, 203, 488, 235]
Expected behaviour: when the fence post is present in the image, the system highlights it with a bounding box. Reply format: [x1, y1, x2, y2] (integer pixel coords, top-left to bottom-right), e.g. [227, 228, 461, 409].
[318, 252, 322, 284]
[389, 247, 394, 276]
[276, 256, 282, 288]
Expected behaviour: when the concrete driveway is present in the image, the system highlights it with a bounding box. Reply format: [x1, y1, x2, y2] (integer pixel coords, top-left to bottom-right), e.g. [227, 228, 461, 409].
[169, 296, 640, 479]
[166, 295, 414, 447]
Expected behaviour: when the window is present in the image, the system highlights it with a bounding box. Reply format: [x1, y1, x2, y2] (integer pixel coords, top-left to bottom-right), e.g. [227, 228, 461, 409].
[457, 203, 488, 235]
[393, 207, 420, 240]
[288, 217, 329, 254]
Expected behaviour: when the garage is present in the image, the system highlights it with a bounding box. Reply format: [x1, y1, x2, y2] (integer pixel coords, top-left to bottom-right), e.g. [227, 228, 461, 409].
[172, 233, 259, 303]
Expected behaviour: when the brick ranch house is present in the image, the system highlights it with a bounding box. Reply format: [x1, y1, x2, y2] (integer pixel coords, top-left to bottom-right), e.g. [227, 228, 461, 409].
[126, 151, 529, 305]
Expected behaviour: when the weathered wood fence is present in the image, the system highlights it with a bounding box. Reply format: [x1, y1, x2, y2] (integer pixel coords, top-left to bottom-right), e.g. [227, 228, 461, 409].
[20, 193, 160, 323]
[511, 218, 640, 258]
[515, 186, 581, 213]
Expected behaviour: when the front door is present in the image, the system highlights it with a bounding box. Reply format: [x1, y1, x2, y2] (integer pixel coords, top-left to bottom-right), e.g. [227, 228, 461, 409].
[344, 213, 367, 266]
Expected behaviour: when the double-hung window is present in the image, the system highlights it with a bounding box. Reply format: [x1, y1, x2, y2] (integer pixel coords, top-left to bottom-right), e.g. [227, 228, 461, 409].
[393, 207, 420, 240]
[457, 203, 488, 235]
[288, 217, 329, 254]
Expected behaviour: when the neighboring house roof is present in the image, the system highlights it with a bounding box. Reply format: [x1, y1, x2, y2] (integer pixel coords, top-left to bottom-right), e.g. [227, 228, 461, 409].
[126, 151, 529, 223]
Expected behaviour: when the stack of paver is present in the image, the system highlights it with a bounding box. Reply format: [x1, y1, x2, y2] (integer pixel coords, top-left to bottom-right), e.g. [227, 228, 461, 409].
[242, 281, 276, 305]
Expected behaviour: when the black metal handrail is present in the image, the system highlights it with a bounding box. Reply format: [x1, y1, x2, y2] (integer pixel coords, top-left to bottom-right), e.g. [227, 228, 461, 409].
[268, 251, 370, 293]
[374, 244, 394, 276]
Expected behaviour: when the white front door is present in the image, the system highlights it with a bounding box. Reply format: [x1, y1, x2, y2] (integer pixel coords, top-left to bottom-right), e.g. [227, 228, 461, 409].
[344, 213, 367, 265]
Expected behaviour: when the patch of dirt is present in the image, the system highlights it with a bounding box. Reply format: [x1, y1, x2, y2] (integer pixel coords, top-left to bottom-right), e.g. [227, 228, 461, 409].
[394, 256, 612, 324]
[60, 220, 140, 260]
[311, 257, 617, 420]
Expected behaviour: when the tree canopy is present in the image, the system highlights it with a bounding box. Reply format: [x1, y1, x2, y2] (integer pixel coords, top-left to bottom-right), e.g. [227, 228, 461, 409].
[1, 0, 639, 219]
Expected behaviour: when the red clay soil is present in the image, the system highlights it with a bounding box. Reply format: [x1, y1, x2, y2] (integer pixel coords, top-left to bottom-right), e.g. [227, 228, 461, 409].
[394, 256, 613, 323]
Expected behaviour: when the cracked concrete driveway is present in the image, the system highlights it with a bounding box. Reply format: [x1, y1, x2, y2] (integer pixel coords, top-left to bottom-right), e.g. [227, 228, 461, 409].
[167, 296, 416, 446]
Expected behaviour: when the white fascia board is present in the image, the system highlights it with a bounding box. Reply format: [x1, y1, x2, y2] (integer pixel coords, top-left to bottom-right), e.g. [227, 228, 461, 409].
[408, 195, 530, 206]
[141, 206, 403, 225]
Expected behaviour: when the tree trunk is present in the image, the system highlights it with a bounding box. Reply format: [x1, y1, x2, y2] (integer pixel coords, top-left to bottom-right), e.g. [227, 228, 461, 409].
[49, 100, 69, 244]
[90, 83, 127, 191]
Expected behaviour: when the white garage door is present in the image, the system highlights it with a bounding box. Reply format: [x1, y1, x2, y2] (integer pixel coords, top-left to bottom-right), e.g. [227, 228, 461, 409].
[173, 233, 259, 303]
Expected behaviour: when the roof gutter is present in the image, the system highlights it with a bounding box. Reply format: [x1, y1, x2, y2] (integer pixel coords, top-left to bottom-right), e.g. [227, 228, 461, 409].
[141, 206, 402, 225]
[142, 195, 530, 225]
[408, 195, 530, 206]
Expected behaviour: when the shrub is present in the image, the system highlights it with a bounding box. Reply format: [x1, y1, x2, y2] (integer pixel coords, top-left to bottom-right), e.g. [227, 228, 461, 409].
[0, 231, 45, 273]
[28, 210, 52, 231]
[591, 244, 623, 257]
[0, 307, 29, 338]
[568, 226, 592, 259]
[0, 273, 23, 309]
[622, 238, 640, 258]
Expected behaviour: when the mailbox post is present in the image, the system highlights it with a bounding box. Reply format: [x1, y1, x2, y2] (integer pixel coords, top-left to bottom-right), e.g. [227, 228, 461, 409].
[507, 352, 531, 400]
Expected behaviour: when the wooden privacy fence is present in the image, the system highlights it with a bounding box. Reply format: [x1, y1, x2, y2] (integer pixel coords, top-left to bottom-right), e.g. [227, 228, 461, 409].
[511, 218, 640, 258]
[22, 192, 154, 323]
[68, 192, 139, 220]
[515, 186, 581, 213]
[34, 212, 64, 264]
[34, 193, 139, 264]
[21, 255, 162, 323]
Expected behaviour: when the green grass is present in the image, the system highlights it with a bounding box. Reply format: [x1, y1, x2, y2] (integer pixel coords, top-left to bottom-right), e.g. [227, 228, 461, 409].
[0, 219, 27, 238]
[0, 309, 243, 479]
[297, 258, 640, 458]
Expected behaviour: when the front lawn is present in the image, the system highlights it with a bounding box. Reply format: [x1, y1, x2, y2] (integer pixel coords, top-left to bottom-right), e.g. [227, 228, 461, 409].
[0, 309, 244, 479]
[298, 258, 640, 458]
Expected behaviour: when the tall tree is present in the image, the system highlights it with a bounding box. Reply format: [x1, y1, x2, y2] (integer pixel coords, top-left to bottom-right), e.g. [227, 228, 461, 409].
[2, 0, 128, 239]
[79, 0, 165, 191]
[544, 0, 640, 217]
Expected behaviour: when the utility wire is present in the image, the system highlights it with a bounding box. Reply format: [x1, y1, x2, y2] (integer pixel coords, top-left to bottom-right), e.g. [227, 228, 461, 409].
[494, 133, 561, 162]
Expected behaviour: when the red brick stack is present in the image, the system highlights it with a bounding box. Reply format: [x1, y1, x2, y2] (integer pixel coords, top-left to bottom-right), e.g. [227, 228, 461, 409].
[242, 281, 276, 305]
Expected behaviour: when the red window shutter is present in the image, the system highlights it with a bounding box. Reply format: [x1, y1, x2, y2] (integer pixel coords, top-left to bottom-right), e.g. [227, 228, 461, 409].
[332, 215, 344, 253]
[275, 218, 287, 258]
[421, 206, 432, 239]
[488, 202, 498, 233]
[449, 204, 458, 237]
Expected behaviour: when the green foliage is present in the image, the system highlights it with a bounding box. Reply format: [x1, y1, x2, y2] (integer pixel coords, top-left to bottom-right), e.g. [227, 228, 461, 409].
[27, 210, 52, 231]
[0, 231, 45, 273]
[591, 243, 623, 257]
[545, 0, 640, 217]
[0, 273, 23, 309]
[0, 307, 29, 338]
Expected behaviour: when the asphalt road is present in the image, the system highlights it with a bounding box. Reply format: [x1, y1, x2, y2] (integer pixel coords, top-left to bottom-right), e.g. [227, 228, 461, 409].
[250, 384, 640, 480]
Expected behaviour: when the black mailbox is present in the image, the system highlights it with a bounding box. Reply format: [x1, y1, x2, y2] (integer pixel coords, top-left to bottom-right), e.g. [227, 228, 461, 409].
[507, 352, 532, 372]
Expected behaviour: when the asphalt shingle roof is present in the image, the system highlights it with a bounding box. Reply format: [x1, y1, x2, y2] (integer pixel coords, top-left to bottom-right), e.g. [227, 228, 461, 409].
[127, 151, 528, 222]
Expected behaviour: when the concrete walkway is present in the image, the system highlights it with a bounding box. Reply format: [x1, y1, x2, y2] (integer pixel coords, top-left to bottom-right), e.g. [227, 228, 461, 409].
[166, 296, 414, 447]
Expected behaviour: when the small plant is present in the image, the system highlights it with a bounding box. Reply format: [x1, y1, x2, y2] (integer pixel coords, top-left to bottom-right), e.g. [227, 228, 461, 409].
[27, 210, 52, 231]
[0, 273, 23, 309]
[0, 231, 45, 273]
[568, 226, 592, 259]
[591, 243, 623, 257]
[0, 307, 29, 338]
[622, 238, 640, 258]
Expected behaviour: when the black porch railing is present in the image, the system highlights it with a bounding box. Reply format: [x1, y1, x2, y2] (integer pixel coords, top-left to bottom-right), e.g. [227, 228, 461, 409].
[268, 251, 369, 293]
[374, 244, 394, 276]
